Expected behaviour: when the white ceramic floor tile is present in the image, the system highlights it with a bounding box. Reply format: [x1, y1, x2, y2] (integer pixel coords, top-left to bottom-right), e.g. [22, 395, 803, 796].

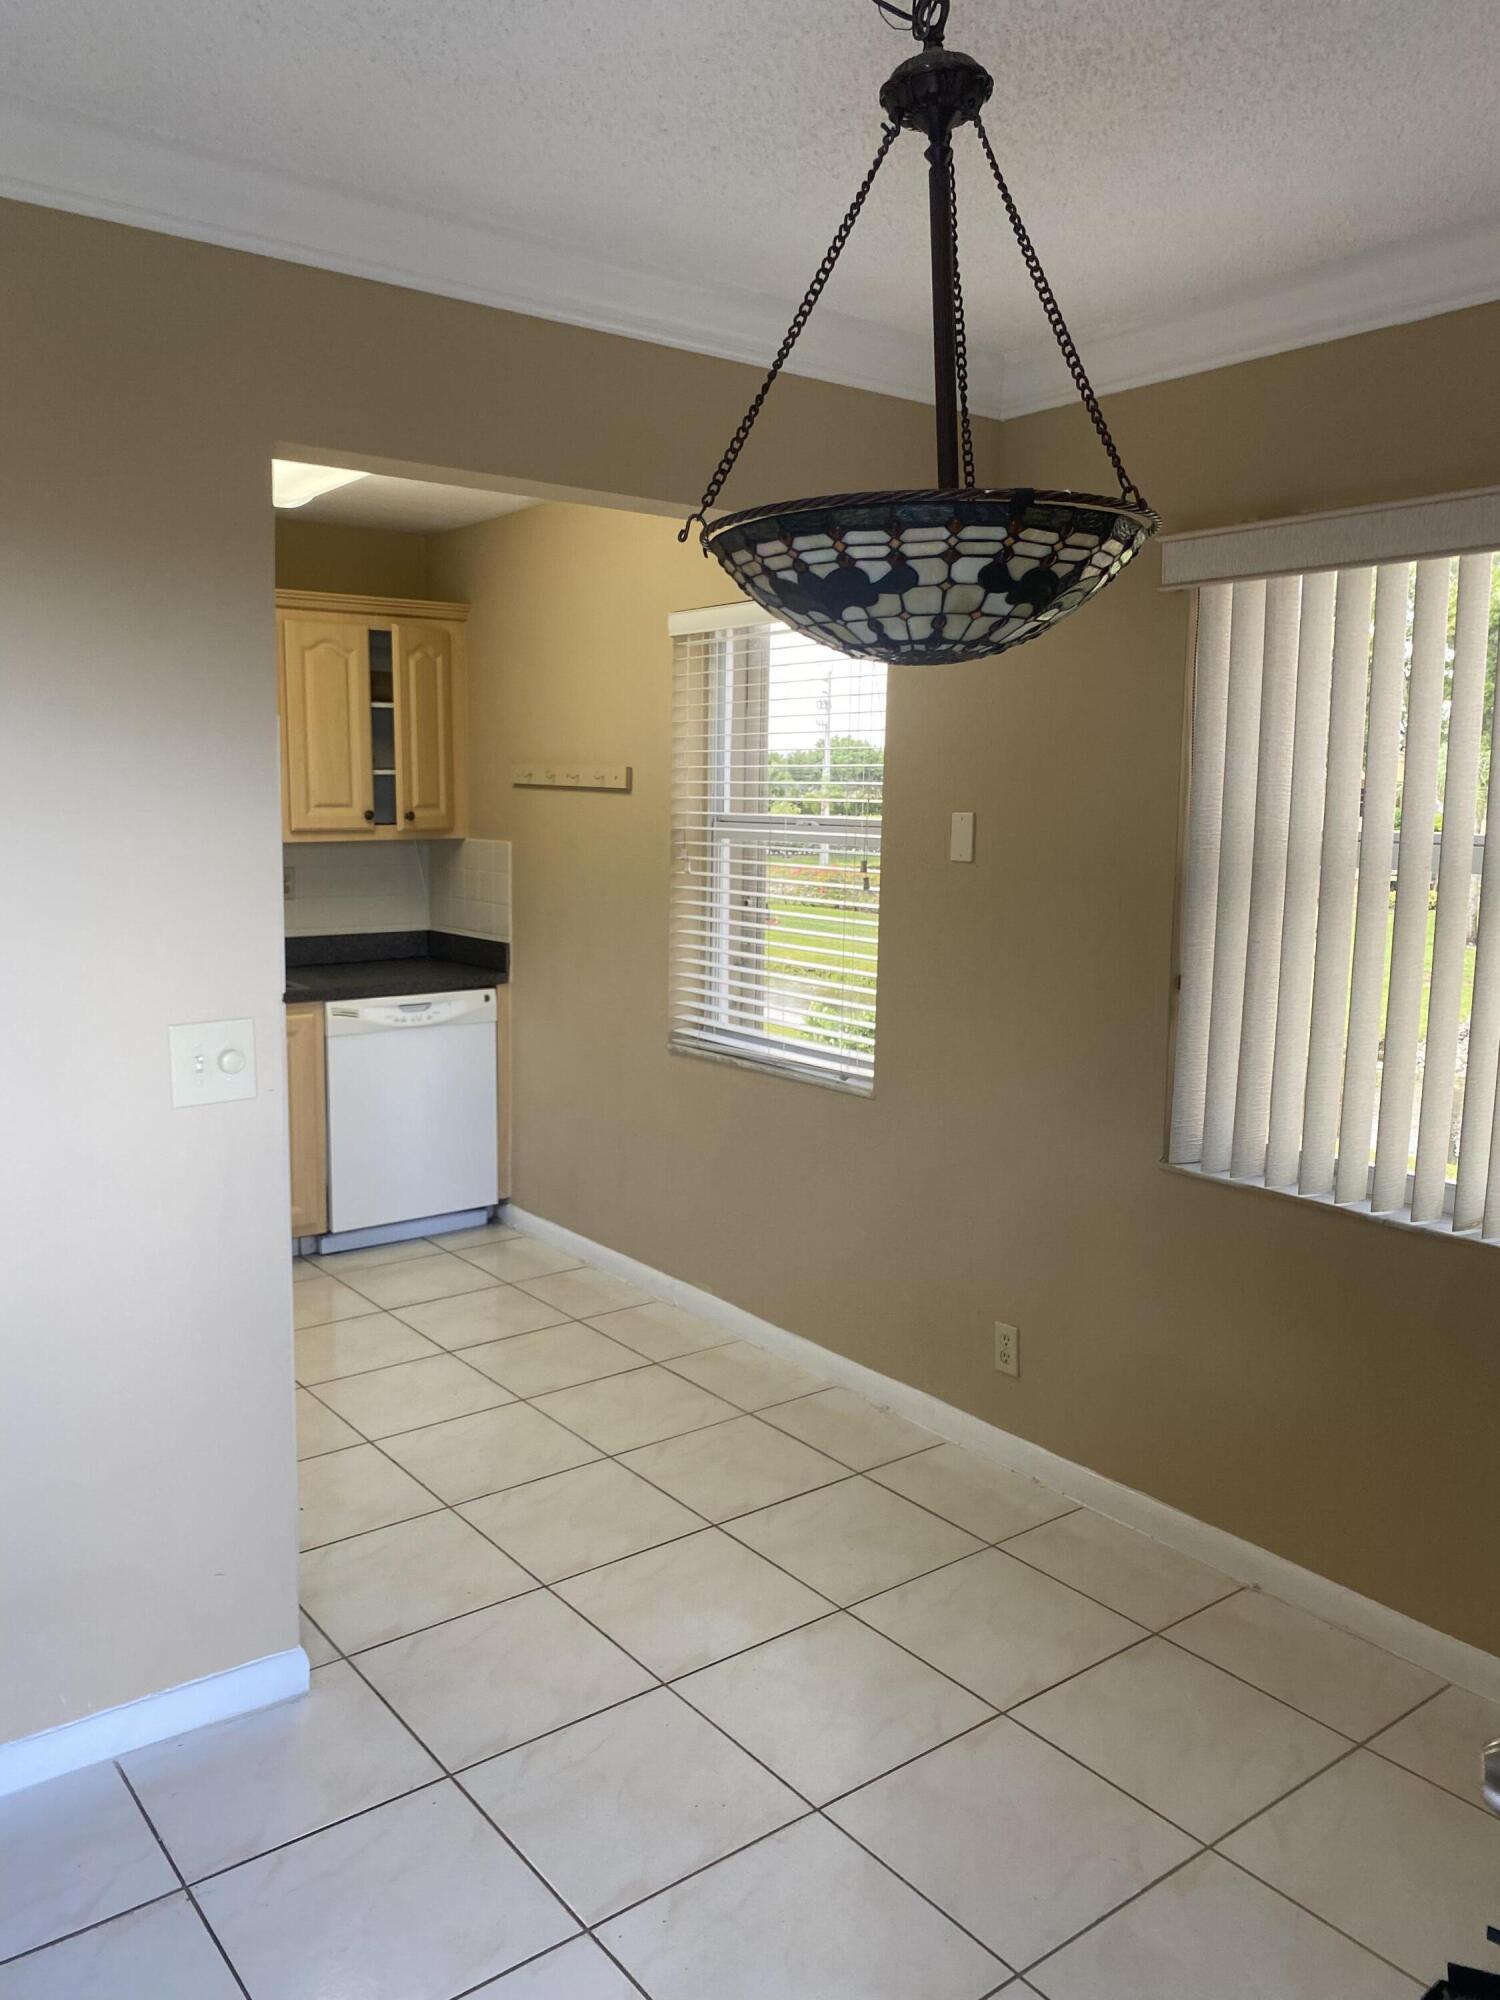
[339, 1252, 499, 1311]
[460, 1322, 647, 1398]
[854, 1548, 1145, 1706]
[394, 1284, 573, 1348]
[726, 1476, 982, 1604]
[453, 1240, 583, 1283]
[294, 1312, 442, 1384]
[0, 1892, 242, 2000]
[379, 1402, 600, 1505]
[468, 1935, 641, 1997]
[299, 1511, 535, 1652]
[533, 1366, 738, 1453]
[1221, 1749, 1500, 1982]
[1370, 1684, 1500, 1805]
[291, 1256, 316, 1281]
[196, 1782, 575, 2000]
[1014, 1637, 1348, 1840]
[121, 1661, 438, 1879]
[587, 1300, 733, 1362]
[760, 1386, 936, 1469]
[598, 1813, 1005, 2000]
[1027, 1851, 1420, 2000]
[1168, 1592, 1442, 1737]
[0, 1763, 177, 1960]
[666, 1340, 828, 1411]
[358, 1591, 653, 1767]
[312, 1353, 513, 1439]
[516, 1268, 654, 1319]
[294, 1387, 361, 1459]
[297, 1443, 441, 1550]
[298, 1612, 338, 1666]
[460, 1459, 702, 1583]
[426, 1222, 520, 1252]
[829, 1716, 1196, 1968]
[1006, 1514, 1235, 1629]
[621, 1415, 846, 1522]
[554, 1528, 830, 1679]
[678, 1611, 992, 1802]
[292, 1271, 381, 1330]
[309, 1239, 449, 1274]
[869, 1444, 1077, 1541]
[463, 1687, 803, 1921]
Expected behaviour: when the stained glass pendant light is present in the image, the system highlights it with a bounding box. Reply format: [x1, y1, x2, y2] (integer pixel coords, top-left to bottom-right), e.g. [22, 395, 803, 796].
[681, 0, 1157, 667]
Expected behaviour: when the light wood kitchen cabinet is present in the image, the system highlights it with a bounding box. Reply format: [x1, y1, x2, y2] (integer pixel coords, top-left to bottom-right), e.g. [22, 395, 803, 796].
[285, 1002, 328, 1236]
[277, 590, 469, 842]
[396, 621, 458, 833]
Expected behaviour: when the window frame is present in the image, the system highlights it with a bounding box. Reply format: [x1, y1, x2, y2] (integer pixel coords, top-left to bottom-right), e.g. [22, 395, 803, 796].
[1160, 485, 1500, 1247]
[668, 602, 885, 1094]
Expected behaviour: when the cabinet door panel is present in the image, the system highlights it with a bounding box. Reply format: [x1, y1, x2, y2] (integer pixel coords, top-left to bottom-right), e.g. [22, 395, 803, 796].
[286, 1004, 328, 1236]
[282, 618, 373, 832]
[395, 621, 457, 832]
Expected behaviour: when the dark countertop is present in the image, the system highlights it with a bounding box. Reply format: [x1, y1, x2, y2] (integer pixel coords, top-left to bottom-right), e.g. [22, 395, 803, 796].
[284, 930, 508, 1004]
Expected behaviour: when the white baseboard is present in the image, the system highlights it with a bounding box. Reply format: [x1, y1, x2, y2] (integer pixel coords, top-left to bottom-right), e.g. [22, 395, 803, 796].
[508, 1204, 1500, 1703]
[0, 1646, 309, 1798]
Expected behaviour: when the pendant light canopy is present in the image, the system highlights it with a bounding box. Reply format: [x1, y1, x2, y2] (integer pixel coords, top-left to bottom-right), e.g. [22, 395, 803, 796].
[681, 0, 1157, 667]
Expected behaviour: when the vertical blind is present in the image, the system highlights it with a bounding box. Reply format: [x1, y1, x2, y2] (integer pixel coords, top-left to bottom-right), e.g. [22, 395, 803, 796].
[670, 606, 886, 1089]
[1170, 545, 1500, 1238]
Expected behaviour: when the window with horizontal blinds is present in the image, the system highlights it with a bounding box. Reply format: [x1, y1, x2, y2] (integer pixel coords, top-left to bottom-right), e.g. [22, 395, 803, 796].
[1169, 537, 1500, 1241]
[670, 606, 886, 1090]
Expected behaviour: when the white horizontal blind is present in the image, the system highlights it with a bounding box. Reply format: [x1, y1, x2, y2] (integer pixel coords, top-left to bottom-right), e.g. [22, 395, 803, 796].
[671, 613, 885, 1089]
[1170, 544, 1500, 1242]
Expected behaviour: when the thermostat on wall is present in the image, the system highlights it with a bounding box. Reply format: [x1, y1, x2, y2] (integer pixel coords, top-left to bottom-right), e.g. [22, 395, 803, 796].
[512, 764, 632, 792]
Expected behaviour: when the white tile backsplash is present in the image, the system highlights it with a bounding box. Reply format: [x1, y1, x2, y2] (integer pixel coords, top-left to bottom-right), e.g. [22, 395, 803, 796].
[429, 839, 511, 943]
[284, 840, 510, 942]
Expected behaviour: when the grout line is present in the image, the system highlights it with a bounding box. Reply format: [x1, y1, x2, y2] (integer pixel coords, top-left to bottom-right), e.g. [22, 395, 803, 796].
[0, 1889, 184, 1973]
[113, 1763, 255, 1999]
[810, 1809, 1015, 1977]
[1012, 1844, 1209, 1983]
[1209, 1846, 1432, 1986]
[180, 1776, 453, 1891]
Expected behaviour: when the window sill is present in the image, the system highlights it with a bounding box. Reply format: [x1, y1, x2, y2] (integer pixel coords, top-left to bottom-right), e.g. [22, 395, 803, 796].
[1160, 1159, 1496, 1251]
[669, 1035, 875, 1097]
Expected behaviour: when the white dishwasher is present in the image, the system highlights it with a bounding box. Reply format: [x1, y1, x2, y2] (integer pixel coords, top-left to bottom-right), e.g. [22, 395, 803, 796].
[325, 990, 498, 1234]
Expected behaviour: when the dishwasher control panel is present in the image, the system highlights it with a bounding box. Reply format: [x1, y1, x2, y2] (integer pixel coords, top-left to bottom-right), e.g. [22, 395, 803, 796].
[326, 991, 495, 1035]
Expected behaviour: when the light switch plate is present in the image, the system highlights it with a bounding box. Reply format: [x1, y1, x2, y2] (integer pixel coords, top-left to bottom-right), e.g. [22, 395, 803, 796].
[949, 811, 976, 863]
[169, 1018, 257, 1107]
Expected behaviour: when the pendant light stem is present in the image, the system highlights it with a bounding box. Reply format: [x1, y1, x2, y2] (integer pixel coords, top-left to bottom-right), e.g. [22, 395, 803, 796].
[926, 131, 961, 489]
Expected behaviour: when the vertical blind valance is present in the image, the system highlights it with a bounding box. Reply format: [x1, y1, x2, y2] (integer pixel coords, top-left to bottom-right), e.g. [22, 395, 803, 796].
[670, 612, 886, 1090]
[1170, 546, 1500, 1241]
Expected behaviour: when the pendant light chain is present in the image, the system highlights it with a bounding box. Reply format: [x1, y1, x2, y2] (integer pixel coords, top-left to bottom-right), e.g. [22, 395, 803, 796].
[947, 162, 976, 487]
[680, 120, 902, 543]
[971, 111, 1148, 512]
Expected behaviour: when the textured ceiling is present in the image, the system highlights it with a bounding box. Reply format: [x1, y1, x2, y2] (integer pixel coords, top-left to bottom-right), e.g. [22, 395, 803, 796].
[2, 0, 1498, 412]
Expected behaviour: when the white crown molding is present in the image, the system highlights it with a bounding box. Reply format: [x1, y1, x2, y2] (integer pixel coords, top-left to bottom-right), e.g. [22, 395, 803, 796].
[508, 1203, 1500, 1701]
[0, 1646, 308, 1797]
[5, 94, 1499, 433]
[0, 92, 1006, 417]
[1000, 213, 1500, 418]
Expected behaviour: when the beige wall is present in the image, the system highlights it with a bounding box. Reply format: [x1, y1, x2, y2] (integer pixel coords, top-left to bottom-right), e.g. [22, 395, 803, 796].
[274, 518, 432, 598]
[1, 195, 950, 1746]
[431, 301, 1500, 1654]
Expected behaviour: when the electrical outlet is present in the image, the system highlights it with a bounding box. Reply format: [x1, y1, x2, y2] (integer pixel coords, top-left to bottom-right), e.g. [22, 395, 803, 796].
[994, 1321, 1020, 1377]
[282, 864, 295, 898]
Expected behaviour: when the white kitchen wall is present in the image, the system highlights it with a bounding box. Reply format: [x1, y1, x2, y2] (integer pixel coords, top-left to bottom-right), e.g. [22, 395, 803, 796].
[429, 838, 512, 942]
[282, 839, 512, 941]
[282, 843, 428, 937]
